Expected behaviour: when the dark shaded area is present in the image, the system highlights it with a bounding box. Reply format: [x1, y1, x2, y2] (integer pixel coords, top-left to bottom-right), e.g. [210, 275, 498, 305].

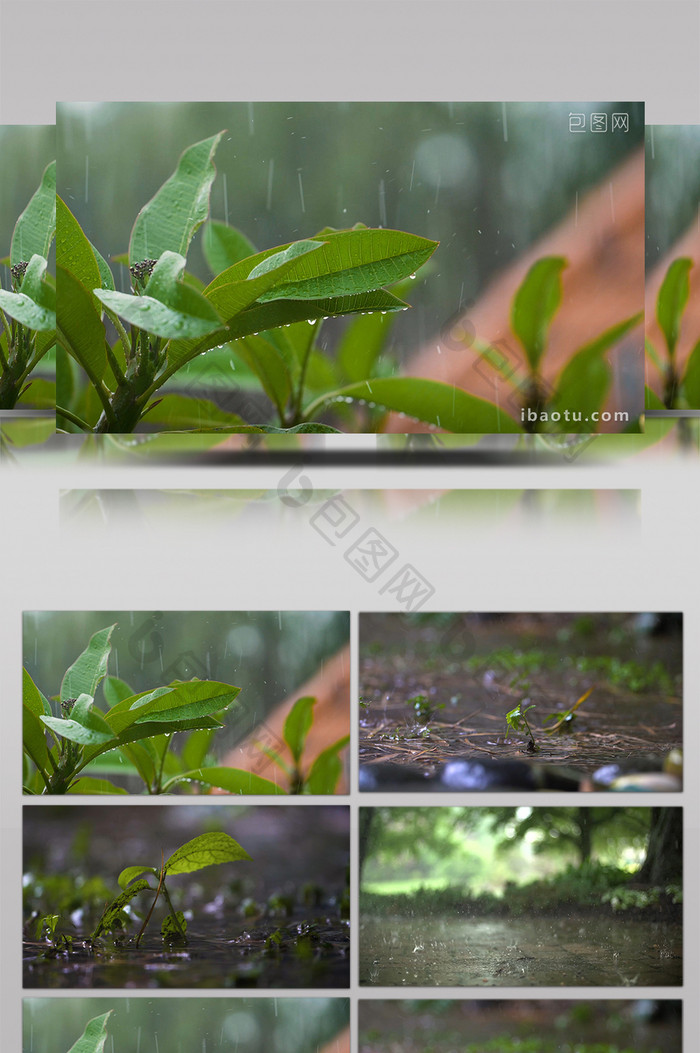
[359, 999, 681, 1053]
[23, 805, 349, 989]
[359, 613, 682, 787]
[24, 996, 349, 1053]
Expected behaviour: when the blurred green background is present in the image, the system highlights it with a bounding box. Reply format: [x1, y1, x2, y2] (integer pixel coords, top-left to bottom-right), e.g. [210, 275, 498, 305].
[646, 125, 700, 266]
[57, 101, 643, 366]
[23, 610, 348, 751]
[0, 124, 55, 259]
[24, 996, 349, 1052]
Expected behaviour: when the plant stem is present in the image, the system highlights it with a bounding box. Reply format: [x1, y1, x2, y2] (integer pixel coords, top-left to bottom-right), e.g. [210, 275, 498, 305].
[136, 863, 165, 947]
[291, 319, 321, 424]
[160, 881, 187, 939]
[56, 405, 93, 431]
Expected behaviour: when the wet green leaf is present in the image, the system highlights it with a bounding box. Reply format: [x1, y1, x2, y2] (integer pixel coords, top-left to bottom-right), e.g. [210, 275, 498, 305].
[66, 1011, 113, 1053]
[682, 339, 700, 407]
[129, 132, 225, 265]
[165, 831, 252, 875]
[11, 160, 56, 266]
[203, 220, 257, 274]
[60, 624, 116, 702]
[305, 735, 350, 794]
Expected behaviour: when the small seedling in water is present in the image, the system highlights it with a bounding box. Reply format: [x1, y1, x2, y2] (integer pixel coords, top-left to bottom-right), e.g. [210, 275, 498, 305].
[406, 693, 444, 723]
[543, 687, 593, 734]
[90, 831, 251, 947]
[505, 701, 539, 753]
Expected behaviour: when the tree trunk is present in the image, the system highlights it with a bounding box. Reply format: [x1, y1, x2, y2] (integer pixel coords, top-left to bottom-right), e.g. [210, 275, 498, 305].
[636, 808, 682, 885]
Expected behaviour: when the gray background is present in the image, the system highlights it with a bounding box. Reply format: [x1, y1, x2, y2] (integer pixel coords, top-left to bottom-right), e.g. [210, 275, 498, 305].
[1, 2, 699, 1051]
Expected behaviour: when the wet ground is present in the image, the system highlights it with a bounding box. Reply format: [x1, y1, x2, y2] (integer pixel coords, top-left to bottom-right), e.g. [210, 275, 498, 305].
[24, 913, 349, 988]
[359, 913, 682, 987]
[359, 1000, 682, 1053]
[359, 614, 682, 783]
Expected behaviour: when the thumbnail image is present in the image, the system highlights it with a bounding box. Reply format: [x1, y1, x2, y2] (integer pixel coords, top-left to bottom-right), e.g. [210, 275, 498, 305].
[24, 804, 349, 989]
[359, 613, 682, 791]
[359, 805, 682, 987]
[25, 997, 350, 1053]
[646, 124, 700, 413]
[23, 610, 349, 795]
[56, 101, 643, 436]
[0, 125, 55, 412]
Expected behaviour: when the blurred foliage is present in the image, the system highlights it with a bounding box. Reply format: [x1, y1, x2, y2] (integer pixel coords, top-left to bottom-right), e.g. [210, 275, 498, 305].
[646, 125, 700, 265]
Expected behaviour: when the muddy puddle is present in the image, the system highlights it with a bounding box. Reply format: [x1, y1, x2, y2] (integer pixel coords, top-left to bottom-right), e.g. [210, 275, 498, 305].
[24, 913, 349, 989]
[359, 913, 682, 987]
[360, 614, 682, 781]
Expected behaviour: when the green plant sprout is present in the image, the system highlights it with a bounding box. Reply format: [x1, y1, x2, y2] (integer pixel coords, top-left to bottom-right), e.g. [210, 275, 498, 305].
[67, 1011, 113, 1053]
[406, 693, 445, 723]
[504, 701, 538, 752]
[90, 832, 251, 947]
[23, 624, 347, 795]
[646, 257, 700, 409]
[472, 255, 643, 432]
[543, 686, 593, 734]
[254, 694, 349, 794]
[0, 161, 56, 409]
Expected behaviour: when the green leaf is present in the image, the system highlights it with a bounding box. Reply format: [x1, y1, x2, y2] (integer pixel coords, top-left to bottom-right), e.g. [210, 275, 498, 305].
[181, 728, 217, 770]
[511, 256, 567, 371]
[139, 394, 247, 430]
[167, 766, 288, 794]
[306, 377, 523, 433]
[283, 696, 316, 764]
[129, 132, 225, 266]
[126, 680, 241, 725]
[681, 339, 700, 408]
[90, 241, 115, 291]
[41, 713, 116, 747]
[103, 675, 136, 707]
[66, 777, 129, 794]
[336, 309, 396, 382]
[550, 313, 642, 425]
[656, 257, 693, 357]
[23, 668, 51, 779]
[203, 220, 257, 274]
[66, 1012, 113, 1053]
[61, 624, 116, 702]
[94, 284, 222, 341]
[165, 831, 252, 875]
[162, 911, 187, 940]
[232, 333, 292, 416]
[56, 197, 102, 302]
[11, 160, 56, 266]
[305, 735, 350, 794]
[251, 228, 438, 302]
[118, 864, 159, 889]
[0, 255, 55, 331]
[57, 265, 108, 383]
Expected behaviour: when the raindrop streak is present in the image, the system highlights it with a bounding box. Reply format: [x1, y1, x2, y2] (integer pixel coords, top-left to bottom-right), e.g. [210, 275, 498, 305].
[501, 102, 509, 143]
[649, 125, 655, 160]
[247, 102, 255, 136]
[266, 159, 275, 211]
[378, 179, 387, 227]
[223, 173, 229, 226]
[409, 159, 416, 191]
[297, 169, 306, 213]
[84, 156, 89, 204]
[434, 173, 441, 206]
[609, 181, 616, 223]
[575, 191, 579, 228]
[155, 1034, 159, 1053]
